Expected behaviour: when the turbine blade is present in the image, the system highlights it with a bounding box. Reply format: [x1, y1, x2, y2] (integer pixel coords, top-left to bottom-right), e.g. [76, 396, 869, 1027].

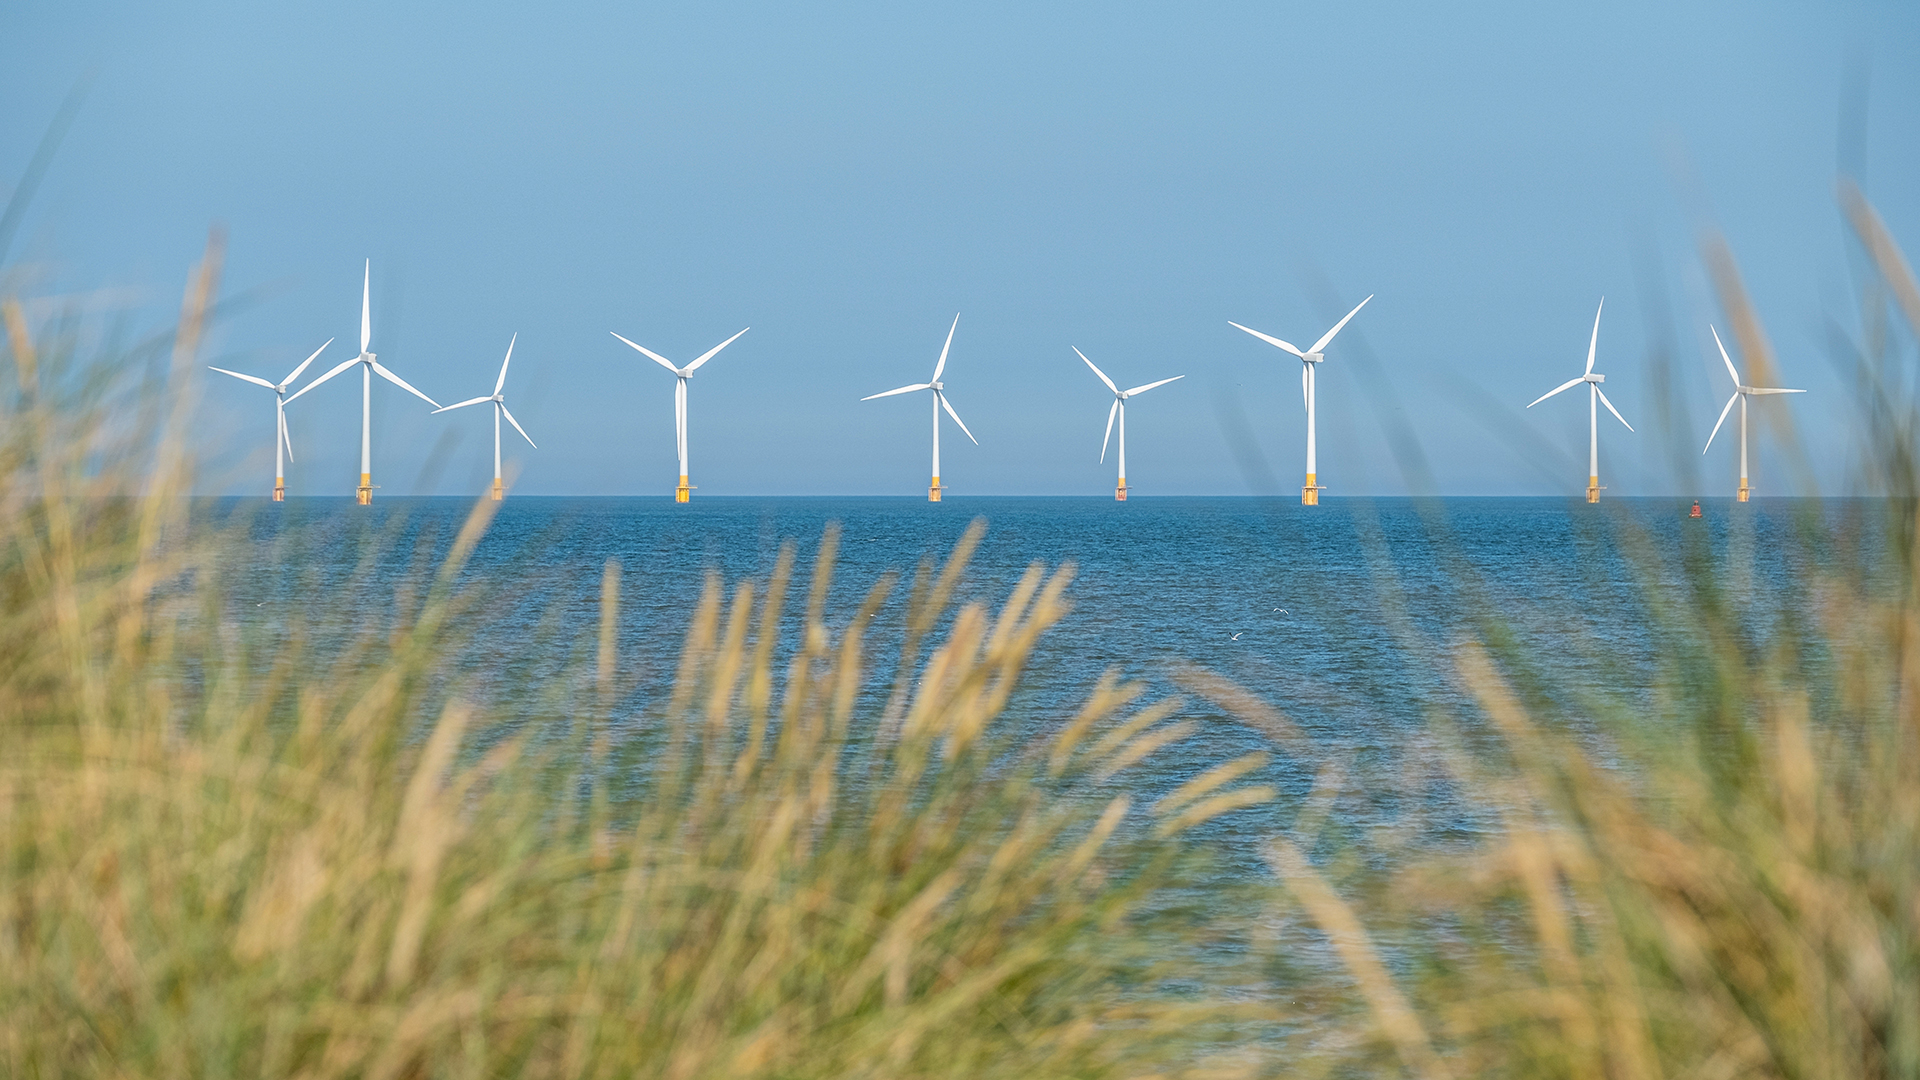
[280, 406, 294, 463]
[1709, 324, 1741, 387]
[860, 383, 930, 401]
[675, 377, 686, 458]
[1595, 385, 1633, 432]
[1747, 387, 1806, 395]
[370, 360, 441, 409]
[1526, 376, 1586, 409]
[938, 391, 978, 444]
[610, 332, 682, 375]
[1585, 297, 1604, 375]
[494, 332, 516, 395]
[432, 395, 494, 414]
[1308, 294, 1373, 355]
[207, 366, 276, 389]
[1074, 347, 1118, 393]
[684, 326, 749, 373]
[931, 313, 959, 382]
[1703, 392, 1739, 453]
[1301, 361, 1308, 413]
[361, 260, 371, 354]
[281, 356, 361, 405]
[1228, 321, 1305, 357]
[1123, 375, 1184, 396]
[1100, 399, 1118, 462]
[500, 403, 536, 449]
[283, 337, 334, 386]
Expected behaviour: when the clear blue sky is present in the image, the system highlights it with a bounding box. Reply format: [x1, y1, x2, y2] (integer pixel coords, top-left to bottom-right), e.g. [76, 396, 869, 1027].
[4, 0, 1915, 497]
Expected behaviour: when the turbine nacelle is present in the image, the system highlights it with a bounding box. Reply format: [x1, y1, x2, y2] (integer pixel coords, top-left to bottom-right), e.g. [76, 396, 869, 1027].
[1584, 373, 1605, 384]
[1302, 352, 1324, 365]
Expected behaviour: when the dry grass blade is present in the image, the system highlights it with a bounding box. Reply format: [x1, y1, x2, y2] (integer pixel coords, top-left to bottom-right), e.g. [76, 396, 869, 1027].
[1841, 177, 1920, 335]
[1267, 836, 1452, 1080]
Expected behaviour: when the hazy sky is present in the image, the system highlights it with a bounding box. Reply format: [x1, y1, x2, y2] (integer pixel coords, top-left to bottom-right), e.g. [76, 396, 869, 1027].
[4, 0, 1916, 497]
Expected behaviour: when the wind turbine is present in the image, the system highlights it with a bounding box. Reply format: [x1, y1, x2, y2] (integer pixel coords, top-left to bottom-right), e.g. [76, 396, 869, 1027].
[1703, 325, 1803, 502]
[1527, 299, 1633, 503]
[1074, 347, 1182, 501]
[283, 261, 441, 504]
[861, 314, 976, 502]
[610, 326, 749, 502]
[207, 338, 332, 500]
[433, 334, 537, 501]
[1229, 295, 1372, 505]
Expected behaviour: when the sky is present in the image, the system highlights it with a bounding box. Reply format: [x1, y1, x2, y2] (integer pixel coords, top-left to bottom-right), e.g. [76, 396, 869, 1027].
[3, 0, 1916, 498]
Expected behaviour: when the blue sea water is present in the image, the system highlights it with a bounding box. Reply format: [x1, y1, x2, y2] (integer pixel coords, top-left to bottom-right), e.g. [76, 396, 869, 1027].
[211, 495, 1844, 866]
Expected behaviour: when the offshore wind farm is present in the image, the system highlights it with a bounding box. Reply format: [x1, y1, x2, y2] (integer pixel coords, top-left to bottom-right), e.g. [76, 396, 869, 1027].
[217, 267, 1839, 507]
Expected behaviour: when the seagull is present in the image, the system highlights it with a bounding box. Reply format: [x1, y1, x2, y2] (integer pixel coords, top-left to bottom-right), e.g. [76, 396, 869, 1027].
[1230, 632, 1244, 640]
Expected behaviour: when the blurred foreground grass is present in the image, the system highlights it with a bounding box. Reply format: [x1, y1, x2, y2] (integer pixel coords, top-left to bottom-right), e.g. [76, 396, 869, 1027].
[0, 241, 1282, 1077]
[2, 188, 1919, 1079]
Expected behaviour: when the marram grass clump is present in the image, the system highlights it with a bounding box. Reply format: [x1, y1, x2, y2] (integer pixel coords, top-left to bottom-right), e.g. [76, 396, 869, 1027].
[0, 245, 1283, 1078]
[1242, 184, 1920, 1080]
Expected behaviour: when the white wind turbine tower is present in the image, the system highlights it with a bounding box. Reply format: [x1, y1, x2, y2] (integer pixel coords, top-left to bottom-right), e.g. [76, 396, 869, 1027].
[1229, 295, 1372, 505]
[1527, 299, 1633, 503]
[1703, 325, 1804, 502]
[433, 334, 537, 501]
[207, 338, 332, 501]
[610, 326, 749, 502]
[283, 261, 441, 504]
[861, 314, 976, 502]
[1074, 347, 1182, 501]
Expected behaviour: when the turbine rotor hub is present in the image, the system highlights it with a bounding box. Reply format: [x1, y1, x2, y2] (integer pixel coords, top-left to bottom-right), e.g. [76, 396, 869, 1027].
[1303, 352, 1324, 364]
[931, 381, 943, 391]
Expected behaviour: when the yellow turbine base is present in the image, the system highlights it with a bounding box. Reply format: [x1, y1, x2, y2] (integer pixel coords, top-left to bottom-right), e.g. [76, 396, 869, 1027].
[1302, 473, 1320, 506]
[357, 473, 373, 506]
[272, 479, 285, 502]
[491, 478, 504, 502]
[929, 476, 942, 502]
[1115, 478, 1128, 502]
[1737, 479, 1750, 503]
[1586, 475, 1600, 503]
[675, 475, 691, 503]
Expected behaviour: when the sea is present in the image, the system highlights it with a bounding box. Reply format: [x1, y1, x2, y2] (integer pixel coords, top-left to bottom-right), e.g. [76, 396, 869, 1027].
[209, 495, 1850, 871]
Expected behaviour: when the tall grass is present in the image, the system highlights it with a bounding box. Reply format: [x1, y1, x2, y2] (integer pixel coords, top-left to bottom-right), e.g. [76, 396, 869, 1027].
[5, 187, 1920, 1079]
[0, 240, 1279, 1077]
[1232, 186, 1920, 1079]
